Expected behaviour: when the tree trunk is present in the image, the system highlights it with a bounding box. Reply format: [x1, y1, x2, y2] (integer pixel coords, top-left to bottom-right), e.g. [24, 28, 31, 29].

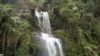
[2, 29, 6, 55]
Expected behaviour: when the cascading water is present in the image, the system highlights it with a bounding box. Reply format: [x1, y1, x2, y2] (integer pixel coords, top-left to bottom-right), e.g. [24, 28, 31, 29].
[35, 8, 64, 56]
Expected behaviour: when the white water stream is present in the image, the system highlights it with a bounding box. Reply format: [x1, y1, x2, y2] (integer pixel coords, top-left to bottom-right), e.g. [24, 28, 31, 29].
[35, 8, 64, 56]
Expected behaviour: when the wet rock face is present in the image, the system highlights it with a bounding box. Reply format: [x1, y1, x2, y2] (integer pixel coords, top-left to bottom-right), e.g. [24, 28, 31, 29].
[32, 32, 41, 43]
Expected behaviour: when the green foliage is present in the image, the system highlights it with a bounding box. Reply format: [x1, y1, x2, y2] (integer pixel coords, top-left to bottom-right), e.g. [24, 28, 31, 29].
[50, 0, 100, 56]
[17, 46, 29, 56]
[29, 0, 45, 7]
[0, 54, 3, 56]
[0, 0, 100, 56]
[0, 4, 12, 20]
[94, 22, 100, 36]
[9, 16, 30, 36]
[60, 2, 80, 23]
[0, 4, 32, 56]
[16, 27, 32, 56]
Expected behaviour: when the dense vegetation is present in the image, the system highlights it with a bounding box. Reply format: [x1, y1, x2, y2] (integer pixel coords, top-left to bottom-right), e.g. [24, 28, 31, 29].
[0, 0, 100, 56]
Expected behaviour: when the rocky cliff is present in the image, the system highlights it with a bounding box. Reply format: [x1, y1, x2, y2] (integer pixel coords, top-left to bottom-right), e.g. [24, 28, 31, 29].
[12, 0, 31, 19]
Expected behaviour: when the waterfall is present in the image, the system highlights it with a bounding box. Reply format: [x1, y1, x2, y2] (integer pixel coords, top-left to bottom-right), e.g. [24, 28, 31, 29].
[35, 8, 64, 56]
